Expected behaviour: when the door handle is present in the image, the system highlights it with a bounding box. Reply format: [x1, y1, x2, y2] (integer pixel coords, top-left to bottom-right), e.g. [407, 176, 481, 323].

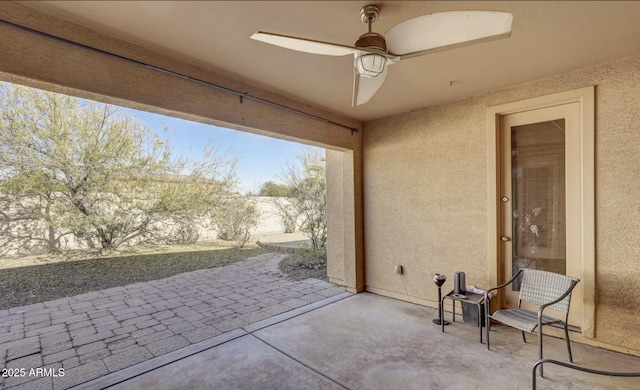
[501, 236, 511, 242]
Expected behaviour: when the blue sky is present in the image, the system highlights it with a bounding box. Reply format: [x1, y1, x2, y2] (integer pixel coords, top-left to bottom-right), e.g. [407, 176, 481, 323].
[125, 109, 323, 194]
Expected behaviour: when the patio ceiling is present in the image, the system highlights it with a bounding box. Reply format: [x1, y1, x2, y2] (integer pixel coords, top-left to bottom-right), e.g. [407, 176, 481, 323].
[16, 1, 640, 122]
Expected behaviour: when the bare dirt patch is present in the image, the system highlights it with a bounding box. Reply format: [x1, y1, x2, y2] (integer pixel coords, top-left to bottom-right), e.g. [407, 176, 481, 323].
[279, 248, 328, 281]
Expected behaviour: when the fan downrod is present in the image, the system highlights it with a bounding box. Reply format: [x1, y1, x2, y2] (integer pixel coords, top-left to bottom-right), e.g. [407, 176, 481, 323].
[360, 4, 380, 24]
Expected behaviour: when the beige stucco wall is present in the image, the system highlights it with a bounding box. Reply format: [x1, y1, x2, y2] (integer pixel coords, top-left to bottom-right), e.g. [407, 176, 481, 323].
[362, 55, 640, 353]
[326, 150, 346, 285]
[326, 148, 362, 291]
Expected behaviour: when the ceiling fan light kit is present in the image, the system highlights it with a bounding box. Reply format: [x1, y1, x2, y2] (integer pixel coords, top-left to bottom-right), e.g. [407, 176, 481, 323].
[250, 4, 513, 106]
[355, 52, 387, 77]
[353, 5, 387, 79]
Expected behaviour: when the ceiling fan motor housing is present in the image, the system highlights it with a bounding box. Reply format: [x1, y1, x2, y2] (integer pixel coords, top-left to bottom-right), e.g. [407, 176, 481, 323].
[357, 5, 386, 52]
[360, 4, 380, 24]
[354, 4, 388, 78]
[354, 32, 387, 52]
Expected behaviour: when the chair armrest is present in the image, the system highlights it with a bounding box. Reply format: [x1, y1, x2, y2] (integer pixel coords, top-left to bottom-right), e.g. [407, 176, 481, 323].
[485, 269, 524, 317]
[485, 269, 523, 296]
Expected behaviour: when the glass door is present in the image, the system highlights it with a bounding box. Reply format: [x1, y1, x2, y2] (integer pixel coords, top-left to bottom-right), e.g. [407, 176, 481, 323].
[500, 103, 582, 327]
[509, 119, 566, 287]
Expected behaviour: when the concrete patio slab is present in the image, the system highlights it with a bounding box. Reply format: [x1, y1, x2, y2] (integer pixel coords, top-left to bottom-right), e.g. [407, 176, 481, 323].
[256, 232, 311, 253]
[108, 334, 344, 390]
[85, 293, 640, 390]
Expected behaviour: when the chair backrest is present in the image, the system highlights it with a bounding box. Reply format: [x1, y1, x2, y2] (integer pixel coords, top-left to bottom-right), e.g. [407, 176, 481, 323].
[519, 269, 580, 313]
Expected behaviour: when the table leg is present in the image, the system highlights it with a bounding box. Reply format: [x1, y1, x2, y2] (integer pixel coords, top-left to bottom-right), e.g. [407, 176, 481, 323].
[478, 302, 483, 343]
[441, 297, 444, 333]
[452, 300, 456, 322]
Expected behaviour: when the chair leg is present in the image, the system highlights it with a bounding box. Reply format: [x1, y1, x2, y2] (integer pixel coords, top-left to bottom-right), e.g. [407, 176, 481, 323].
[538, 330, 544, 378]
[564, 323, 574, 362]
[522, 331, 527, 343]
[485, 307, 491, 350]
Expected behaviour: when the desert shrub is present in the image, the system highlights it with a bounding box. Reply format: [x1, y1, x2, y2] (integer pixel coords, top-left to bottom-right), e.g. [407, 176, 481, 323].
[167, 222, 200, 245]
[271, 197, 298, 233]
[278, 149, 326, 248]
[212, 197, 261, 248]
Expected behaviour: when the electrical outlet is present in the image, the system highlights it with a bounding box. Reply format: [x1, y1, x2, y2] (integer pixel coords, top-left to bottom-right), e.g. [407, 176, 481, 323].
[394, 265, 403, 275]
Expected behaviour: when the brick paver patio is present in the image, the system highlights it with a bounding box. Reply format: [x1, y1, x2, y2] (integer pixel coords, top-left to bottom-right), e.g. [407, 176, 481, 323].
[0, 253, 346, 390]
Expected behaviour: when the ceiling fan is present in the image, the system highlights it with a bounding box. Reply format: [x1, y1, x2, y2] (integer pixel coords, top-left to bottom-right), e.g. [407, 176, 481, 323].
[251, 5, 513, 106]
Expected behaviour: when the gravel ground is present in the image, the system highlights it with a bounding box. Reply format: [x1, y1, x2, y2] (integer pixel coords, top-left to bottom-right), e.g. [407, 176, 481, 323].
[0, 246, 272, 310]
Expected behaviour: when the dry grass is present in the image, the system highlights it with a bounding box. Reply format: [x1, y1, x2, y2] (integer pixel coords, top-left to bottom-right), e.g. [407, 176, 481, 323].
[0, 241, 271, 310]
[0, 240, 247, 270]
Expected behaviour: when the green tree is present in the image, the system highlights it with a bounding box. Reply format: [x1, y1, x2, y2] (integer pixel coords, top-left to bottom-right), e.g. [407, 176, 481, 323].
[279, 149, 326, 249]
[258, 181, 293, 197]
[0, 170, 72, 254]
[0, 83, 237, 252]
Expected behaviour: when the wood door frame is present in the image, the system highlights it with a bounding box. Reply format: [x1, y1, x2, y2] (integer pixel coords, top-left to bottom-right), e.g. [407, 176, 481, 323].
[486, 86, 595, 338]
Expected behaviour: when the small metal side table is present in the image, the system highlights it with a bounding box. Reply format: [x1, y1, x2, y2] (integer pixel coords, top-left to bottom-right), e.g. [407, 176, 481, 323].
[441, 290, 486, 343]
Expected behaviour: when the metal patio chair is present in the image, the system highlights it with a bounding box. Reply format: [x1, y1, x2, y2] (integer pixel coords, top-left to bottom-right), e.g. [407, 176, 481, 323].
[485, 268, 580, 377]
[532, 359, 640, 389]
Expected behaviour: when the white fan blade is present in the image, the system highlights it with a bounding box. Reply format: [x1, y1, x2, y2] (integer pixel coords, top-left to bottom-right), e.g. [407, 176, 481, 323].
[386, 11, 513, 59]
[352, 64, 389, 106]
[251, 31, 356, 56]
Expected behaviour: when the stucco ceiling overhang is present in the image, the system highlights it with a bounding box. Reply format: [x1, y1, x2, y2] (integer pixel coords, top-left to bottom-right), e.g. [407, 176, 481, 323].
[15, 1, 640, 122]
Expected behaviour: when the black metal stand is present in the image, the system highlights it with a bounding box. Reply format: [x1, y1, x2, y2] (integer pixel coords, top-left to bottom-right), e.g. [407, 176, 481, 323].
[432, 276, 449, 325]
